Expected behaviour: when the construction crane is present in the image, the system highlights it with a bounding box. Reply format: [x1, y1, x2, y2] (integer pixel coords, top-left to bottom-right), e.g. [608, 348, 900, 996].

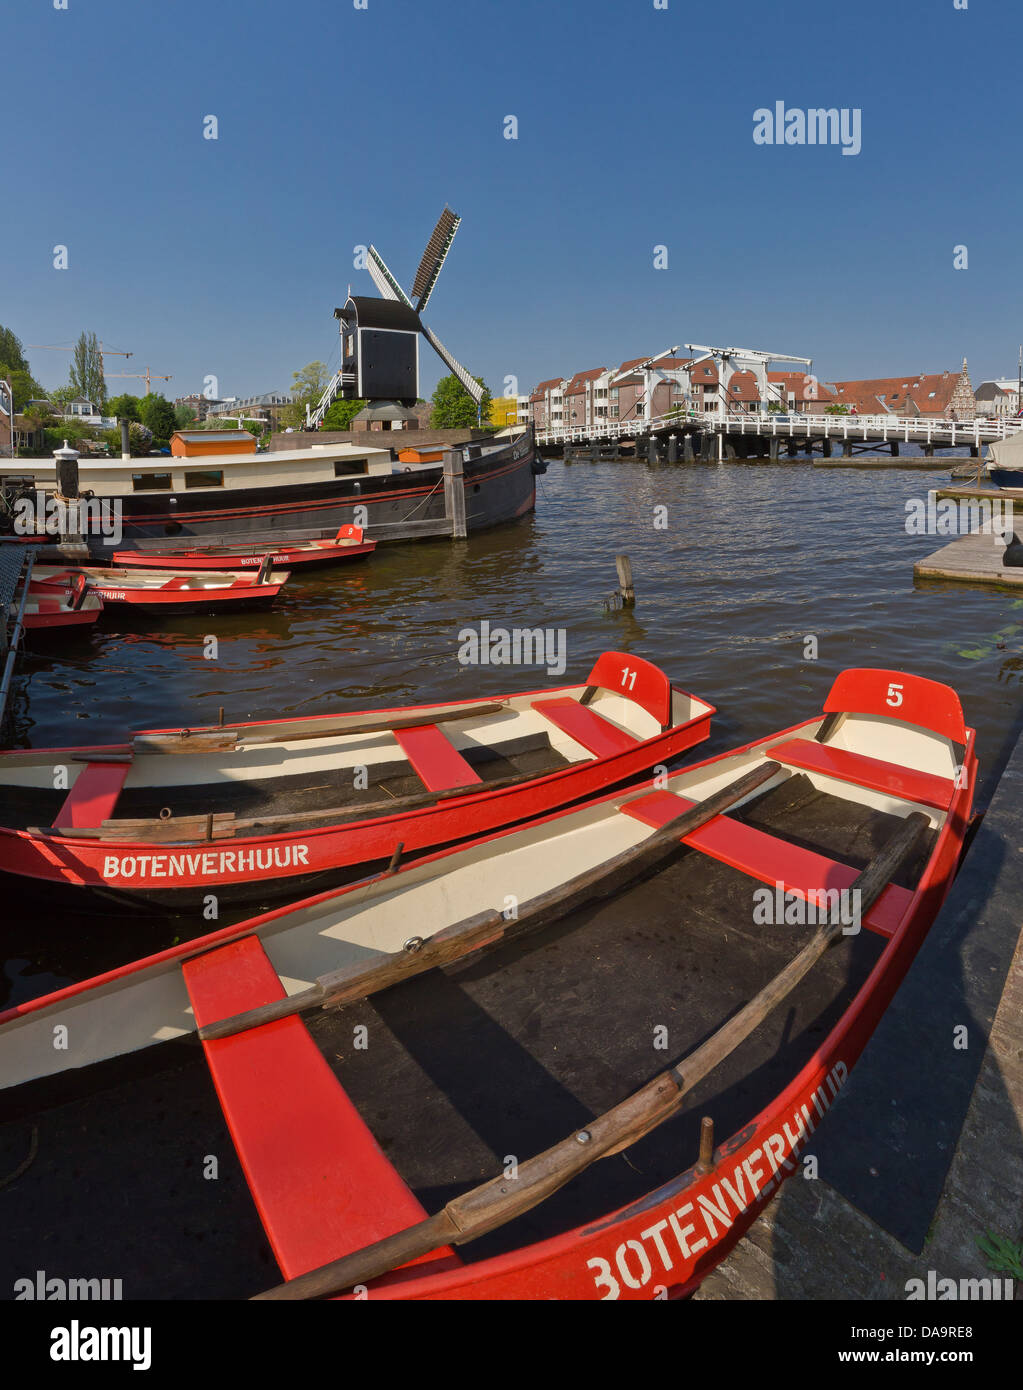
[29, 342, 134, 374]
[105, 367, 173, 395]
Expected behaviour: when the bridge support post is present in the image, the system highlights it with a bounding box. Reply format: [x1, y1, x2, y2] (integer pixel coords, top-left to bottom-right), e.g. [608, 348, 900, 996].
[647, 434, 658, 464]
[970, 445, 979, 458]
[890, 442, 900, 457]
[843, 441, 854, 458]
[923, 444, 935, 457]
[787, 441, 799, 457]
[683, 433, 695, 462]
[821, 439, 832, 457]
[701, 433, 715, 462]
[769, 438, 780, 461]
[667, 434, 678, 463]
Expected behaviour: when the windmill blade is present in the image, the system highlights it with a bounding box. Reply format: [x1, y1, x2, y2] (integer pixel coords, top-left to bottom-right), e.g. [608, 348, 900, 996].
[367, 247, 413, 307]
[421, 322, 484, 405]
[412, 208, 461, 312]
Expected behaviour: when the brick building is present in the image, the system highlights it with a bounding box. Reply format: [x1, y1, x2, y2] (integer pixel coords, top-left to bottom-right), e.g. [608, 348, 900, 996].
[827, 361, 976, 420]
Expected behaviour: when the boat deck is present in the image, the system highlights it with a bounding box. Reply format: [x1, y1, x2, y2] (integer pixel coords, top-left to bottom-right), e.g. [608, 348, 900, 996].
[0, 777, 925, 1299]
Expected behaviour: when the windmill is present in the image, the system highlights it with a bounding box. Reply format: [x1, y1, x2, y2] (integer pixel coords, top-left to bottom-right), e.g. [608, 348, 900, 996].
[307, 208, 485, 429]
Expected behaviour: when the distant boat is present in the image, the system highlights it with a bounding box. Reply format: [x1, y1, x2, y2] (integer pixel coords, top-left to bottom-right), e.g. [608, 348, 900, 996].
[985, 428, 1023, 490]
[30, 563, 289, 612]
[22, 573, 103, 633]
[111, 523, 376, 572]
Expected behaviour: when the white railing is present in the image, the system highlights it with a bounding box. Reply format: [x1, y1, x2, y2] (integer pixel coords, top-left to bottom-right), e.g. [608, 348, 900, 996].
[536, 410, 1023, 448]
[305, 369, 356, 430]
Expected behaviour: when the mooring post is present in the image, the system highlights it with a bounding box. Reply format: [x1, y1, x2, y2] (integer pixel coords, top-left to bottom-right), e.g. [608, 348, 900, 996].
[647, 434, 657, 465]
[52, 439, 89, 556]
[667, 433, 678, 463]
[682, 432, 694, 462]
[890, 441, 900, 457]
[615, 553, 635, 607]
[843, 440, 854, 458]
[443, 446, 467, 539]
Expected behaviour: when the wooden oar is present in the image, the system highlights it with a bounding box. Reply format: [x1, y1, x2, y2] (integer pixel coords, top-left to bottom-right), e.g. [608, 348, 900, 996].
[201, 760, 781, 1040]
[128, 701, 512, 756]
[251, 808, 929, 1300]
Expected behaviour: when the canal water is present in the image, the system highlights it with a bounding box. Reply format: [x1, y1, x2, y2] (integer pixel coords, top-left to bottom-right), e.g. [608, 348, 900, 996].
[5, 456, 1022, 1003]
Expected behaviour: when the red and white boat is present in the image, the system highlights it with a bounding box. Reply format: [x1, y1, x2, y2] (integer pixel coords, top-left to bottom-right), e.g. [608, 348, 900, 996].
[0, 669, 975, 1300]
[0, 651, 713, 910]
[22, 573, 103, 633]
[30, 563, 289, 612]
[111, 524, 376, 571]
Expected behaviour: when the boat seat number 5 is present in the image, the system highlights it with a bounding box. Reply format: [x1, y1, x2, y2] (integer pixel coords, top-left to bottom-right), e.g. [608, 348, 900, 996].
[886, 683, 903, 708]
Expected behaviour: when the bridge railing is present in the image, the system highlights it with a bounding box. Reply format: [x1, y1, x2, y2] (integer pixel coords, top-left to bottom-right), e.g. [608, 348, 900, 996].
[536, 410, 1023, 448]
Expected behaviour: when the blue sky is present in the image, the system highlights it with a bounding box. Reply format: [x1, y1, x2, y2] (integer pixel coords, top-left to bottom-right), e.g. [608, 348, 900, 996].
[2, 0, 1019, 402]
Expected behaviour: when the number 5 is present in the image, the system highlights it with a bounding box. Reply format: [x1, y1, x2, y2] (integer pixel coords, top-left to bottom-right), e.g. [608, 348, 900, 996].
[886, 682, 904, 708]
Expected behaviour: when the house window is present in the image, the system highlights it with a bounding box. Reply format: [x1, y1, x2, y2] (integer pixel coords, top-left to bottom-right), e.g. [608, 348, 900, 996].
[184, 469, 225, 488]
[132, 472, 172, 491]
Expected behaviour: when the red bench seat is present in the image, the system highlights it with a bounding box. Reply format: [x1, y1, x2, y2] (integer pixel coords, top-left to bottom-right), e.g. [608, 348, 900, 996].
[393, 724, 483, 793]
[531, 697, 640, 759]
[620, 789, 914, 939]
[768, 738, 954, 811]
[53, 761, 132, 829]
[184, 935, 457, 1282]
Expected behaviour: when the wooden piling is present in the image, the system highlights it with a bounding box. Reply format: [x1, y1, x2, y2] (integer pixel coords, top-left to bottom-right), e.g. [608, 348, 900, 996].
[615, 553, 635, 607]
[443, 447, 467, 539]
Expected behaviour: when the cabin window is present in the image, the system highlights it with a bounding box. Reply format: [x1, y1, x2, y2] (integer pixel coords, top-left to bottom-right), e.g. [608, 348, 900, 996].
[132, 472, 172, 491]
[334, 460, 368, 477]
[184, 469, 225, 488]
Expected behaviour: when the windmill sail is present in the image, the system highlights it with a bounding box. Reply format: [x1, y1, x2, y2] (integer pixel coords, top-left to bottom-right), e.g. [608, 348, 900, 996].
[412, 207, 461, 313]
[421, 323, 484, 405]
[367, 247, 413, 307]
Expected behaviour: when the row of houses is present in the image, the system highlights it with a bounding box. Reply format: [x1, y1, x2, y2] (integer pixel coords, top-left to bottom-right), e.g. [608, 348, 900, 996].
[528, 357, 999, 432]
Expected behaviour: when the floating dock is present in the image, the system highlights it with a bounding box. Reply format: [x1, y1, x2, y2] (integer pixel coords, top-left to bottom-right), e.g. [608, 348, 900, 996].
[696, 726, 1023, 1301]
[911, 500, 1023, 586]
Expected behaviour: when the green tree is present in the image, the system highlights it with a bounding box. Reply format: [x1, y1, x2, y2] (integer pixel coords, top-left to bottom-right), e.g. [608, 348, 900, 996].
[429, 374, 492, 429]
[69, 331, 106, 408]
[282, 361, 330, 428]
[321, 398, 365, 430]
[138, 392, 176, 446]
[824, 403, 850, 415]
[5, 369, 42, 412]
[101, 422, 153, 457]
[0, 325, 30, 373]
[0, 325, 43, 410]
[108, 393, 141, 421]
[174, 403, 197, 429]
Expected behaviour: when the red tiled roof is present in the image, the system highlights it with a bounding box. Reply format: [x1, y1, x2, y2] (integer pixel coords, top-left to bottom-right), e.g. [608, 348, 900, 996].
[827, 371, 965, 415]
[564, 367, 608, 394]
[530, 377, 565, 402]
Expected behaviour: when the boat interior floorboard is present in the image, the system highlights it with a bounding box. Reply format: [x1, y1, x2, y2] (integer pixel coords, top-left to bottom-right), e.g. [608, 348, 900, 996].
[0, 782, 897, 1297]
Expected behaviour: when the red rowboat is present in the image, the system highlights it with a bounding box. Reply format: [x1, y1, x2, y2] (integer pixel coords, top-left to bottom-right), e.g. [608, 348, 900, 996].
[0, 651, 713, 910]
[22, 573, 103, 632]
[111, 523, 376, 571]
[31, 563, 289, 612]
[0, 668, 974, 1299]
